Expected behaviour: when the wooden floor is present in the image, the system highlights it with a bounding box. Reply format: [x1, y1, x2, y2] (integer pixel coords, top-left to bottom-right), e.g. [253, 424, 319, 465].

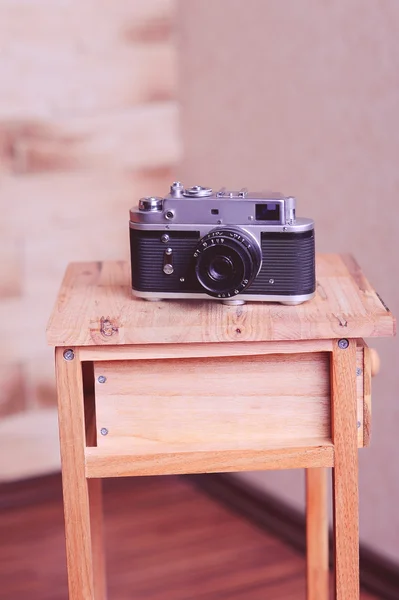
[0, 474, 378, 600]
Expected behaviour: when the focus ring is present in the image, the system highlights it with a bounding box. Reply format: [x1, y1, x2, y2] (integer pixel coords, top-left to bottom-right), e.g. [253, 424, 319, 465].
[193, 228, 261, 298]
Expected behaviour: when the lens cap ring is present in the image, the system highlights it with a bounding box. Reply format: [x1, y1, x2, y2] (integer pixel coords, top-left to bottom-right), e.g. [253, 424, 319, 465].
[193, 228, 261, 298]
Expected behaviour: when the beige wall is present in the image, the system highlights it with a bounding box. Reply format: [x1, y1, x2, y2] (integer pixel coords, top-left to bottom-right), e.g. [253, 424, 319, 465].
[178, 0, 399, 562]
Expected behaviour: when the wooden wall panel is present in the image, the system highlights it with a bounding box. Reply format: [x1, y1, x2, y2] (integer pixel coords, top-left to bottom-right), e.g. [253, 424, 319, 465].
[0, 236, 22, 298]
[0, 167, 176, 239]
[0, 0, 180, 474]
[0, 0, 176, 116]
[0, 104, 180, 175]
[0, 364, 26, 418]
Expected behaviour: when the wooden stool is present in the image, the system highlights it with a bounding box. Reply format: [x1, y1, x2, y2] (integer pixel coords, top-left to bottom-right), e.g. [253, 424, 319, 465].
[46, 254, 395, 600]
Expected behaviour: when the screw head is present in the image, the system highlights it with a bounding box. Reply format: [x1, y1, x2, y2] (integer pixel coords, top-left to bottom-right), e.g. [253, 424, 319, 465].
[100, 428, 108, 436]
[356, 367, 362, 376]
[338, 338, 349, 349]
[357, 421, 361, 429]
[269, 278, 274, 284]
[63, 349, 75, 361]
[98, 375, 107, 384]
[161, 234, 170, 243]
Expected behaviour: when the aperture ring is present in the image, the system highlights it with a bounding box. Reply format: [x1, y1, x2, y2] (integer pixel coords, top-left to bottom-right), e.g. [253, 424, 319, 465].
[193, 228, 261, 298]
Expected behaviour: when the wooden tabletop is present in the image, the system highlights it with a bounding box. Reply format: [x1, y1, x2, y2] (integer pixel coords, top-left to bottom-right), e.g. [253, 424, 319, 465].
[46, 254, 395, 347]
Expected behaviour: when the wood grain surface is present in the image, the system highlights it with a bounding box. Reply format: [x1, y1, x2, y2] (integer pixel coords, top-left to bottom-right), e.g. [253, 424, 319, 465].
[93, 353, 331, 451]
[47, 254, 395, 346]
[85, 442, 334, 478]
[306, 468, 329, 600]
[363, 343, 372, 446]
[331, 339, 360, 599]
[87, 343, 367, 450]
[79, 339, 333, 361]
[55, 348, 106, 599]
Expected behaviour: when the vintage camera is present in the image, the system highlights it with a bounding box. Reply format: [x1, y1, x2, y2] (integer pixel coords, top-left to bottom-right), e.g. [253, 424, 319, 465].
[129, 182, 315, 305]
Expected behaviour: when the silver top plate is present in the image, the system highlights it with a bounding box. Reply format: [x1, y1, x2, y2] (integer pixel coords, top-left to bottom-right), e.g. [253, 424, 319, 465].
[131, 181, 312, 230]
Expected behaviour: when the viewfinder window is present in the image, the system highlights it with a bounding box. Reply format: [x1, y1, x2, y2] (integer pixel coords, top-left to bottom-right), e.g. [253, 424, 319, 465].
[255, 203, 280, 221]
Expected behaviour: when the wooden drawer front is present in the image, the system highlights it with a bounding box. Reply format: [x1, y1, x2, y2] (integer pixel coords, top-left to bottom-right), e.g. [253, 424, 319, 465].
[93, 353, 331, 452]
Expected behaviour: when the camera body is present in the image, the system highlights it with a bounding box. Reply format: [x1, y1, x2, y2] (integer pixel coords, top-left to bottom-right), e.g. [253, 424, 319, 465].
[129, 182, 315, 305]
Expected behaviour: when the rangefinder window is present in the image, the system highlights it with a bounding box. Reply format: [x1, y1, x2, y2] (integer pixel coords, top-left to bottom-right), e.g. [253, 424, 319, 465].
[255, 203, 280, 222]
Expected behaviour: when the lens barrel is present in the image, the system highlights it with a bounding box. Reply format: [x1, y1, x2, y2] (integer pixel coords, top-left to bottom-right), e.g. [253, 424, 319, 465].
[193, 228, 262, 298]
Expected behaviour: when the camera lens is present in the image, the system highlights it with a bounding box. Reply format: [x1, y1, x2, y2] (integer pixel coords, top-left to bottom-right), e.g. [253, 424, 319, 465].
[194, 227, 262, 298]
[209, 256, 234, 281]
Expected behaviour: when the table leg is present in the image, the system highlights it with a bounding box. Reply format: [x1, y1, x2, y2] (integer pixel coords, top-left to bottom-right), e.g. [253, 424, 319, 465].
[56, 348, 107, 600]
[306, 468, 329, 600]
[331, 340, 359, 600]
